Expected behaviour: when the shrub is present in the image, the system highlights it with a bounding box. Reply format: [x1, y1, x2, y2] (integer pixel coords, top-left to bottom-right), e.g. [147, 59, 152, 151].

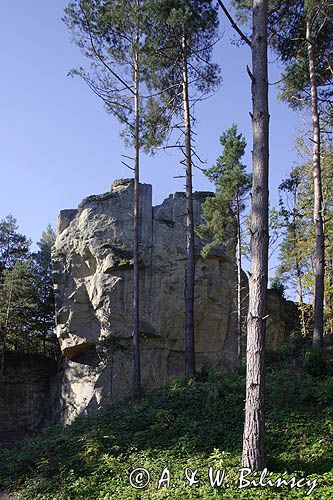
[302, 347, 332, 378]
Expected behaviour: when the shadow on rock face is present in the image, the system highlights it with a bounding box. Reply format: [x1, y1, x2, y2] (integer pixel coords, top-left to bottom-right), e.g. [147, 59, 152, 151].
[72, 347, 100, 367]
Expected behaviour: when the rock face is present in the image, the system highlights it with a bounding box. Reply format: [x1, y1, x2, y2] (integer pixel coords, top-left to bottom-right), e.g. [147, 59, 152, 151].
[52, 179, 239, 423]
[52, 179, 298, 424]
[266, 289, 300, 349]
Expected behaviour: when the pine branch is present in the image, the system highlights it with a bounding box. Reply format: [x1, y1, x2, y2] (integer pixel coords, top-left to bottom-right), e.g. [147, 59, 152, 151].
[79, 2, 135, 95]
[217, 0, 251, 47]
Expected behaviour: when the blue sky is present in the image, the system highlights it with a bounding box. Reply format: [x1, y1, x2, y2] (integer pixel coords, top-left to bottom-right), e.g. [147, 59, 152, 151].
[0, 0, 302, 268]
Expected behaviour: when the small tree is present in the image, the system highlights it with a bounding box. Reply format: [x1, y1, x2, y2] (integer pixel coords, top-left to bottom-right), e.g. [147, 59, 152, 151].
[276, 169, 311, 335]
[198, 124, 251, 360]
[96, 333, 128, 399]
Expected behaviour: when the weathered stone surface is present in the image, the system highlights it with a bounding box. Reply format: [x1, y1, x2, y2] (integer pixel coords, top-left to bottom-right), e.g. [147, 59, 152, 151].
[52, 179, 239, 423]
[266, 289, 300, 349]
[52, 179, 299, 424]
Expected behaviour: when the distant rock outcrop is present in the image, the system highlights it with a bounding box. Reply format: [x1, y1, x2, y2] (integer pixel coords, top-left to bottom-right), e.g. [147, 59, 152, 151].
[0, 352, 57, 446]
[52, 179, 299, 424]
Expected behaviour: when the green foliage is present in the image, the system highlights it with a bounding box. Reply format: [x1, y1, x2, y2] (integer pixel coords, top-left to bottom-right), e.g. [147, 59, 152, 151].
[204, 124, 247, 186]
[272, 142, 333, 333]
[63, 0, 169, 152]
[231, 0, 333, 125]
[32, 226, 58, 355]
[0, 261, 37, 374]
[0, 217, 57, 359]
[142, 0, 221, 146]
[316, 376, 333, 405]
[1, 346, 333, 499]
[0, 214, 31, 277]
[197, 124, 251, 255]
[302, 347, 332, 378]
[270, 278, 286, 298]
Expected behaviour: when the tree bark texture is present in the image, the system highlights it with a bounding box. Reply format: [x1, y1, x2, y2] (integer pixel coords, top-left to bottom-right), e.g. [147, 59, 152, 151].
[182, 35, 195, 378]
[306, 20, 325, 349]
[133, 30, 141, 397]
[242, 0, 269, 471]
[236, 191, 242, 360]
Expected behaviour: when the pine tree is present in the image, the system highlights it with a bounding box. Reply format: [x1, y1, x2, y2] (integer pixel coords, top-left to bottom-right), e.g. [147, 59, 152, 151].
[242, 0, 269, 471]
[231, 0, 332, 348]
[0, 262, 37, 377]
[64, 0, 168, 395]
[275, 168, 313, 335]
[146, 0, 221, 377]
[198, 124, 251, 360]
[274, 141, 333, 336]
[32, 225, 57, 355]
[0, 215, 31, 278]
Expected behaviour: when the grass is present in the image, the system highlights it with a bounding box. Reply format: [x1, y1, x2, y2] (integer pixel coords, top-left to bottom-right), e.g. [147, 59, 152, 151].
[0, 340, 332, 499]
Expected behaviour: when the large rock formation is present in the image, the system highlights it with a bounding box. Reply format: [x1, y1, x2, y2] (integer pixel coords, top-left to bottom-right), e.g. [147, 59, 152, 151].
[52, 179, 298, 424]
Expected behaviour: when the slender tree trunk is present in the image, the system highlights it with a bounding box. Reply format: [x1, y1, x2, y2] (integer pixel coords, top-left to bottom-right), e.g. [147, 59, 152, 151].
[182, 35, 195, 378]
[297, 270, 307, 336]
[295, 255, 306, 336]
[306, 20, 325, 349]
[0, 325, 5, 379]
[43, 279, 47, 355]
[242, 0, 269, 470]
[0, 281, 13, 378]
[236, 191, 242, 360]
[110, 353, 114, 399]
[327, 258, 333, 334]
[293, 193, 307, 337]
[133, 24, 141, 397]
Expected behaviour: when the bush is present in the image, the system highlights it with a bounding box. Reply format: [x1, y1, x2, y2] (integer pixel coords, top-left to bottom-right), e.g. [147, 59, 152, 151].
[302, 347, 332, 378]
[1, 351, 333, 499]
[317, 377, 333, 405]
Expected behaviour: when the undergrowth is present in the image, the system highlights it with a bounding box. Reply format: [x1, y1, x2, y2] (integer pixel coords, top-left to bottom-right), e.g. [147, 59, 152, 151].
[0, 337, 332, 499]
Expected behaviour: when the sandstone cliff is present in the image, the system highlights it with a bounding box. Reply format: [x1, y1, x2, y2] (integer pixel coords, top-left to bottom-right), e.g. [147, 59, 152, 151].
[52, 179, 298, 423]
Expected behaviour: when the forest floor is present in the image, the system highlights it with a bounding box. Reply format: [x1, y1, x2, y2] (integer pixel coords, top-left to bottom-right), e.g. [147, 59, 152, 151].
[0, 337, 332, 499]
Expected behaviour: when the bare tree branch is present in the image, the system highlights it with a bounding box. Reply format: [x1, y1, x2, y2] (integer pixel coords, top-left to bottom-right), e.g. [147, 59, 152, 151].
[217, 0, 251, 47]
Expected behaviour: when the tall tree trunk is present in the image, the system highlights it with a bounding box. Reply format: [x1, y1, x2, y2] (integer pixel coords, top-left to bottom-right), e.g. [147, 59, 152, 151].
[133, 29, 141, 397]
[182, 35, 195, 378]
[306, 20, 325, 349]
[236, 191, 242, 360]
[242, 0, 269, 470]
